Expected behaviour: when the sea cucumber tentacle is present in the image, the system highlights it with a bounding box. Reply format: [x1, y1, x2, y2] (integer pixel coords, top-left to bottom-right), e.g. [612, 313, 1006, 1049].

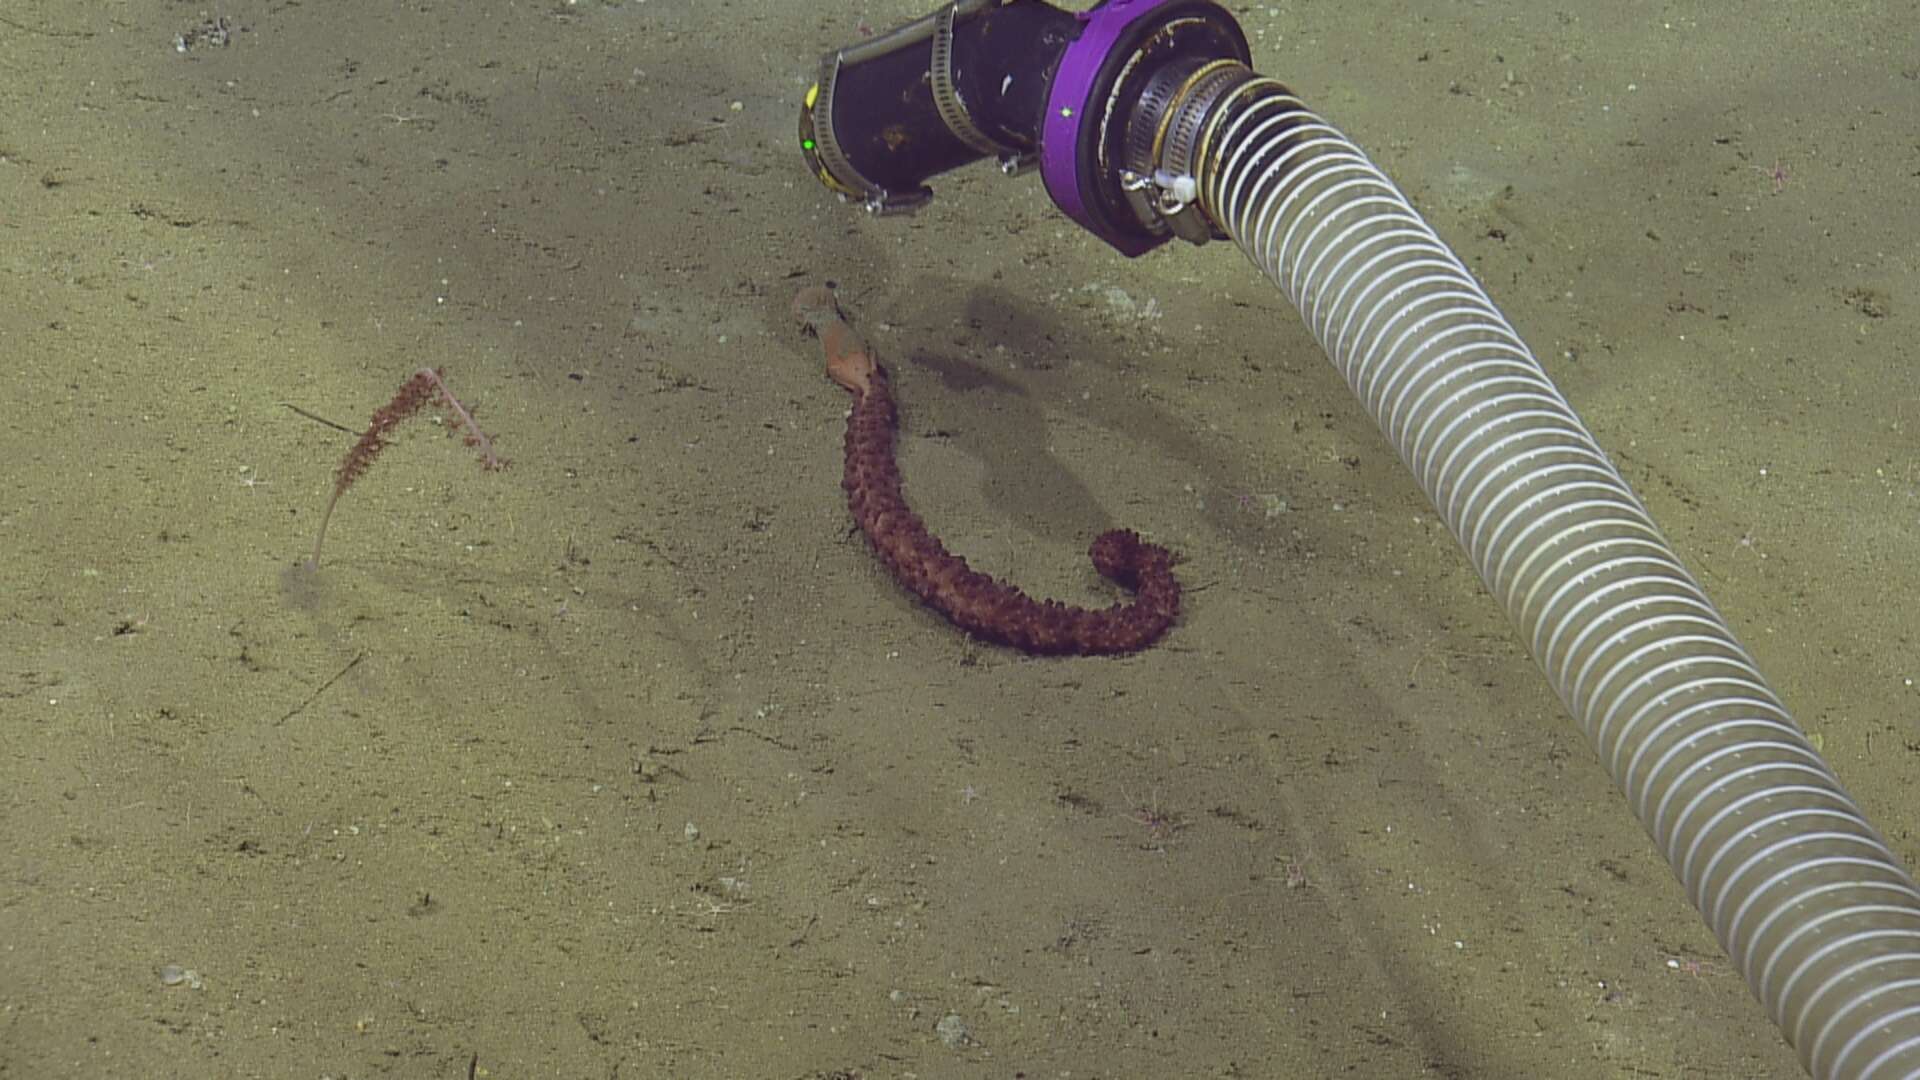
[794, 287, 1179, 656]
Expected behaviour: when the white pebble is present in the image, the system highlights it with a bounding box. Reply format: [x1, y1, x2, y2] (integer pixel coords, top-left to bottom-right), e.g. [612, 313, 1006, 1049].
[935, 1012, 970, 1047]
[158, 964, 203, 989]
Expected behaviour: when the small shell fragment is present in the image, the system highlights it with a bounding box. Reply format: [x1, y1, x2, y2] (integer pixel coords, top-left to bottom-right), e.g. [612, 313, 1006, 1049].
[158, 964, 203, 989]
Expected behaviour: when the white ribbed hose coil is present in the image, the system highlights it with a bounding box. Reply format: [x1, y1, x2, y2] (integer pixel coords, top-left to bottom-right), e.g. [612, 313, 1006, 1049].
[1198, 79, 1920, 1079]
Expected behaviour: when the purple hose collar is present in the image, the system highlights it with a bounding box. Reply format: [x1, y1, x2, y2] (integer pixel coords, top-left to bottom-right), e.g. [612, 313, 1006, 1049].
[1040, 0, 1181, 257]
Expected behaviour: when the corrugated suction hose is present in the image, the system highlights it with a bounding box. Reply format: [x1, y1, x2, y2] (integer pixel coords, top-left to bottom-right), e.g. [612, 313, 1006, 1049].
[1195, 75, 1920, 1078]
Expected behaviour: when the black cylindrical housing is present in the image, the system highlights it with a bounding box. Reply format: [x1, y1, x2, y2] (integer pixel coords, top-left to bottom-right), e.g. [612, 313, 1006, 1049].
[802, 0, 1077, 207]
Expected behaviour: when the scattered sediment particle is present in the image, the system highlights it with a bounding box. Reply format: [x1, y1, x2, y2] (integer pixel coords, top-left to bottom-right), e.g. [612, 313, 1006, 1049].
[1083, 282, 1163, 324]
[1841, 285, 1890, 320]
[173, 15, 238, 53]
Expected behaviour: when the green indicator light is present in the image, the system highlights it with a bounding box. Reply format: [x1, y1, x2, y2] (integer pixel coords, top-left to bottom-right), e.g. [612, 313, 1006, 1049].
[802, 138, 816, 151]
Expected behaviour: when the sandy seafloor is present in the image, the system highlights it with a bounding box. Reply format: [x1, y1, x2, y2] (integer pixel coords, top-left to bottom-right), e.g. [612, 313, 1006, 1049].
[1, 1, 1914, 1076]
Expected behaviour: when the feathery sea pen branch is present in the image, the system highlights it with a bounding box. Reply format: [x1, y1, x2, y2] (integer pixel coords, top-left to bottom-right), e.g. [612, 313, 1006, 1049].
[307, 367, 505, 568]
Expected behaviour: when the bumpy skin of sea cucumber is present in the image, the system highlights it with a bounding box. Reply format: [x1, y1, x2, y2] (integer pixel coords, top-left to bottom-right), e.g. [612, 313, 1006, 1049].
[793, 286, 1179, 656]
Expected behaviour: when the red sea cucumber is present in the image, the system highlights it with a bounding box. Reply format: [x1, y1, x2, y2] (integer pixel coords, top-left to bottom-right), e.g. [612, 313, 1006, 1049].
[793, 286, 1179, 656]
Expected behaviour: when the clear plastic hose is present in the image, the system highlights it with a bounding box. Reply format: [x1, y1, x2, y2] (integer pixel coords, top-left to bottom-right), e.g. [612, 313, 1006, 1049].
[1197, 75, 1920, 1079]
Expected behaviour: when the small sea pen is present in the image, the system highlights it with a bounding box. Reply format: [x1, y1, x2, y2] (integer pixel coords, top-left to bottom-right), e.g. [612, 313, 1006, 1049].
[307, 367, 506, 569]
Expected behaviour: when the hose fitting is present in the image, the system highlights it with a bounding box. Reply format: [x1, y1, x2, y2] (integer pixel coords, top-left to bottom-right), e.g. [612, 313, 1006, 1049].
[798, 0, 1251, 255]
